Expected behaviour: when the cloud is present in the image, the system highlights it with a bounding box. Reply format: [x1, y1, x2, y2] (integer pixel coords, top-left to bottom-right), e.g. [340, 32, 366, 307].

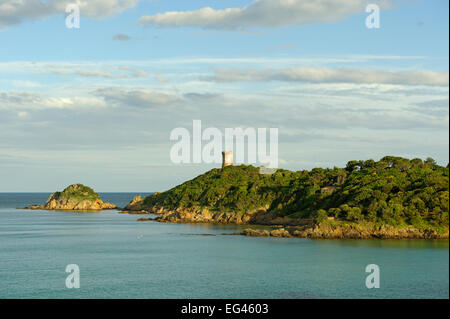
[94, 88, 181, 108]
[1, 81, 448, 192]
[203, 67, 449, 86]
[53, 66, 149, 79]
[118, 66, 149, 78]
[76, 70, 116, 78]
[17, 111, 29, 118]
[415, 99, 449, 109]
[265, 44, 295, 51]
[0, 91, 107, 110]
[155, 74, 170, 83]
[113, 33, 132, 41]
[0, 0, 138, 29]
[138, 0, 393, 30]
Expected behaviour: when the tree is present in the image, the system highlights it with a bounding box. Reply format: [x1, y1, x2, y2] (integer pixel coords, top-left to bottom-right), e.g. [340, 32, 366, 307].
[411, 158, 423, 167]
[315, 209, 328, 223]
[346, 160, 360, 172]
[347, 207, 363, 221]
[393, 158, 411, 171]
[425, 157, 437, 166]
[361, 159, 376, 169]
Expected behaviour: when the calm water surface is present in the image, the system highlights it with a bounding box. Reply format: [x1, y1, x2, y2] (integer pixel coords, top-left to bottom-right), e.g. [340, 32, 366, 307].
[0, 193, 448, 299]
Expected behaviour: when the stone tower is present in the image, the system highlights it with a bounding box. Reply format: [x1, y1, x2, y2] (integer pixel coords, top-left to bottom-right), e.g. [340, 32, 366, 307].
[222, 151, 233, 168]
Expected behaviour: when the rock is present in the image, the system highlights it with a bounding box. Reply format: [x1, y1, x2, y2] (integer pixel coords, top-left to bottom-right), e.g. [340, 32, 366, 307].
[24, 184, 116, 211]
[270, 228, 291, 238]
[241, 229, 271, 237]
[137, 217, 153, 222]
[124, 195, 147, 211]
[120, 210, 151, 215]
[22, 205, 42, 210]
[291, 223, 449, 240]
[240, 228, 292, 238]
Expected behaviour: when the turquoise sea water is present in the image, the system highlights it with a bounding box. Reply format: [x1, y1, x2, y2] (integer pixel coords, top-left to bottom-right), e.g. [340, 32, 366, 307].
[0, 193, 448, 299]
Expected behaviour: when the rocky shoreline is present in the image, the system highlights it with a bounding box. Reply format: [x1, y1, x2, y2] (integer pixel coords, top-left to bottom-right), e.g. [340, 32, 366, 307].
[124, 196, 311, 225]
[123, 197, 448, 240]
[24, 184, 116, 211]
[135, 215, 449, 239]
[236, 224, 449, 240]
[25, 199, 116, 211]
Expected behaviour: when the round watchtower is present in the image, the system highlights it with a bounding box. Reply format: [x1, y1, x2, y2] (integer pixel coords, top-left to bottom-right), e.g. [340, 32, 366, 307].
[222, 151, 233, 168]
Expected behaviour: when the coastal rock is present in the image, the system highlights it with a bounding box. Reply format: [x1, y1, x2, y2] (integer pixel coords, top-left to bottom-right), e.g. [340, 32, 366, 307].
[238, 223, 449, 240]
[24, 184, 116, 211]
[270, 228, 292, 238]
[153, 206, 266, 225]
[124, 195, 147, 211]
[137, 217, 154, 222]
[127, 204, 449, 240]
[119, 210, 152, 215]
[240, 228, 292, 238]
[242, 229, 271, 237]
[150, 207, 312, 229]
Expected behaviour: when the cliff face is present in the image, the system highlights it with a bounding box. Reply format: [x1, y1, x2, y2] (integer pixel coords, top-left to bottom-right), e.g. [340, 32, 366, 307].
[25, 184, 116, 211]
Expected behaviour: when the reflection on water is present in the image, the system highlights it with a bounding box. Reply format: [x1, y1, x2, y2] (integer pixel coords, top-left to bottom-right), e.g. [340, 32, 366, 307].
[314, 238, 449, 250]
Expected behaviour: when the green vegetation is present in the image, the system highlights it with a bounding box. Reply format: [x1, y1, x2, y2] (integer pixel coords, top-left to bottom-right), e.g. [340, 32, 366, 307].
[53, 184, 100, 202]
[143, 156, 449, 232]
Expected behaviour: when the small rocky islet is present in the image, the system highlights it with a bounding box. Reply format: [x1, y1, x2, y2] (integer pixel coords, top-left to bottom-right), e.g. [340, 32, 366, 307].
[24, 184, 116, 211]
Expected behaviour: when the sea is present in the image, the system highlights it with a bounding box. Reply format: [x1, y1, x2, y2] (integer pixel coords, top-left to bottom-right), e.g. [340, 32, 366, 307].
[0, 193, 448, 299]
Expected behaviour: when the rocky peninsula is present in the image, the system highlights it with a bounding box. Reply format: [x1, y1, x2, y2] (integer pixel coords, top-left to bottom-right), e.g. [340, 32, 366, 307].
[123, 156, 449, 240]
[24, 184, 116, 211]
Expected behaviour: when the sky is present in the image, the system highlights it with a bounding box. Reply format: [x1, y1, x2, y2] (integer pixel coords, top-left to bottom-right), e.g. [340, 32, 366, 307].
[0, 0, 448, 192]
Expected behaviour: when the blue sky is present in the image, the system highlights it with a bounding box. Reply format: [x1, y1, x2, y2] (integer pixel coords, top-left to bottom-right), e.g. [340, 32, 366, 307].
[1, 0, 449, 62]
[0, 0, 448, 192]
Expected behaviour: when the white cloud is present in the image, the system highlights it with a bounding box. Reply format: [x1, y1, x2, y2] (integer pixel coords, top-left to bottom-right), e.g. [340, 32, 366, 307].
[94, 88, 181, 108]
[51, 66, 149, 79]
[203, 67, 449, 86]
[113, 33, 132, 41]
[0, 56, 428, 77]
[17, 111, 29, 118]
[0, 0, 138, 29]
[76, 70, 116, 78]
[0, 79, 448, 192]
[138, 0, 393, 30]
[118, 66, 149, 78]
[0, 91, 107, 110]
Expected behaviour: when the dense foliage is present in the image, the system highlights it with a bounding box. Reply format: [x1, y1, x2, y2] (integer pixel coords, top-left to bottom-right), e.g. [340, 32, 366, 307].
[54, 184, 100, 202]
[144, 157, 449, 231]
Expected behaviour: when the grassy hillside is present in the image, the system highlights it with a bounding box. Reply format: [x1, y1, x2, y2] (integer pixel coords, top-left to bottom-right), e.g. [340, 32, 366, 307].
[143, 156, 449, 232]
